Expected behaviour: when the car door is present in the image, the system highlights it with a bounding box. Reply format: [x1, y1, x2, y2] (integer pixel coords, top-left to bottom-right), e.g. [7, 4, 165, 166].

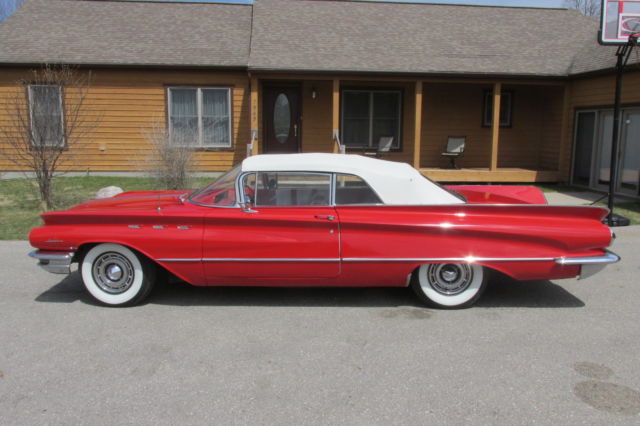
[203, 172, 340, 282]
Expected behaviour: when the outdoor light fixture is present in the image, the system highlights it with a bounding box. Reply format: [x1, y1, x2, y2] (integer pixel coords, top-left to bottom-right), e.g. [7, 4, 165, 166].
[311, 87, 317, 99]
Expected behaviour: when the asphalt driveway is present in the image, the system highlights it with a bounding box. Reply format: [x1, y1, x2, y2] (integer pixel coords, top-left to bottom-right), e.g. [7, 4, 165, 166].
[1, 227, 640, 424]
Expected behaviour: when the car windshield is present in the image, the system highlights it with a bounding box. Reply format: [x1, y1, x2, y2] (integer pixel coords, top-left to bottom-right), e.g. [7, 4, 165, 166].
[189, 165, 241, 206]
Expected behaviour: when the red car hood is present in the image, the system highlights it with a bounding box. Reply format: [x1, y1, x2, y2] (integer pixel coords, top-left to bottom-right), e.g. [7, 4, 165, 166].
[446, 185, 548, 205]
[68, 190, 191, 212]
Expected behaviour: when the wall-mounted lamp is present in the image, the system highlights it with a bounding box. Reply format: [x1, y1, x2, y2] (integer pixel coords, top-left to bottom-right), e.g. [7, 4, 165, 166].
[311, 87, 317, 100]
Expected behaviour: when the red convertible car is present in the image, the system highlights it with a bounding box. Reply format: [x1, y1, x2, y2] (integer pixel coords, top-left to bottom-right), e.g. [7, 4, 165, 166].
[29, 153, 619, 308]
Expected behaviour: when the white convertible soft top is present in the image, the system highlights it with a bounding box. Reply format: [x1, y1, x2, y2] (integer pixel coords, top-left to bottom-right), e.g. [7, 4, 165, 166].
[241, 153, 463, 205]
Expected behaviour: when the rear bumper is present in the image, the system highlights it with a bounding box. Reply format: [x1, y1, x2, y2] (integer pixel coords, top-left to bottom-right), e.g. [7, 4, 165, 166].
[556, 250, 620, 280]
[28, 250, 75, 275]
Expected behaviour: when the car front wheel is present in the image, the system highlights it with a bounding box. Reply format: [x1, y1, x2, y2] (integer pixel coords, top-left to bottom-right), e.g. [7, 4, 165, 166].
[411, 263, 487, 309]
[81, 243, 155, 306]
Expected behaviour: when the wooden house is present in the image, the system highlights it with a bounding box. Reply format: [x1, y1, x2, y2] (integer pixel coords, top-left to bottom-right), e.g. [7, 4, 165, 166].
[1, 0, 639, 197]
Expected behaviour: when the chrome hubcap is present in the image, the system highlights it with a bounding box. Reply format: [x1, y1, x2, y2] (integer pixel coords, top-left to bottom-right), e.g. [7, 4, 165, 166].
[92, 252, 134, 294]
[106, 264, 123, 281]
[427, 263, 473, 295]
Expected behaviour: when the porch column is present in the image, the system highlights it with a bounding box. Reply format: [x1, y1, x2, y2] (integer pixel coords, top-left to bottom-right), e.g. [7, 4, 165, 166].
[332, 78, 342, 153]
[250, 76, 259, 156]
[490, 82, 502, 171]
[413, 81, 423, 169]
[558, 83, 572, 177]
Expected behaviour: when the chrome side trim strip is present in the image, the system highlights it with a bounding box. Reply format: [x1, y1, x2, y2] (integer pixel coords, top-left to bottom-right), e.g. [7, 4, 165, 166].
[203, 258, 341, 262]
[28, 250, 75, 275]
[156, 258, 201, 262]
[156, 256, 558, 263]
[156, 258, 341, 263]
[342, 257, 555, 263]
[156, 254, 620, 265]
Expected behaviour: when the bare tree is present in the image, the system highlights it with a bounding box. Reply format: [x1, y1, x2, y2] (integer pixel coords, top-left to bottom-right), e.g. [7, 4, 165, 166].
[0, 65, 97, 210]
[564, 0, 601, 18]
[0, 0, 26, 22]
[142, 122, 194, 190]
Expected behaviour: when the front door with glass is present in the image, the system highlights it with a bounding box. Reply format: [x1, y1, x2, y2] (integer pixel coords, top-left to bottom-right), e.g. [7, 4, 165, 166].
[263, 85, 301, 153]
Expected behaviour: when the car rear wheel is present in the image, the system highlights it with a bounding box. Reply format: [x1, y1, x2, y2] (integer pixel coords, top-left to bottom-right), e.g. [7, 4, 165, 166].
[81, 243, 155, 306]
[411, 263, 487, 309]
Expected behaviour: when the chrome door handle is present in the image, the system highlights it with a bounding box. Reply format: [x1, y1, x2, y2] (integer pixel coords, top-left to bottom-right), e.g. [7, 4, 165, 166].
[294, 124, 298, 137]
[315, 215, 335, 221]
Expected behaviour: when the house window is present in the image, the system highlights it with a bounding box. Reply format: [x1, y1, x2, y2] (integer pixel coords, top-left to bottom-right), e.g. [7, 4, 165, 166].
[28, 85, 64, 147]
[342, 90, 401, 149]
[483, 90, 512, 127]
[168, 87, 232, 148]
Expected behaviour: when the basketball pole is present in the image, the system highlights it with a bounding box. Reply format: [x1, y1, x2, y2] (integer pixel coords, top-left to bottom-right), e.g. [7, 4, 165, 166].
[607, 34, 638, 226]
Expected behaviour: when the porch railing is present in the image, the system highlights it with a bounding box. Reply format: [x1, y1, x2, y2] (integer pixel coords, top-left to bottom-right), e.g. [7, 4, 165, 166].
[333, 129, 346, 154]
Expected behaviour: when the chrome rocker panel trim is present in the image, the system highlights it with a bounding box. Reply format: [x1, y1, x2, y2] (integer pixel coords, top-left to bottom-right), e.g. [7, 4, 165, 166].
[29, 250, 75, 275]
[555, 249, 621, 280]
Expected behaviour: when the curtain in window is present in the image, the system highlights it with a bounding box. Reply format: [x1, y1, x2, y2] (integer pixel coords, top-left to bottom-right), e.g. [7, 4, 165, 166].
[30, 85, 64, 147]
[170, 88, 198, 145]
[202, 89, 229, 147]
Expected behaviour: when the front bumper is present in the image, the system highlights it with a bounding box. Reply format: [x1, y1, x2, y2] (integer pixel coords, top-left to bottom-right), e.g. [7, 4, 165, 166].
[29, 250, 75, 275]
[556, 249, 621, 280]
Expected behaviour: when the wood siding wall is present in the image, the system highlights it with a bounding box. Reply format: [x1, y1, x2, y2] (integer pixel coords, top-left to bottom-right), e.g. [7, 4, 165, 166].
[421, 83, 564, 170]
[5, 66, 630, 182]
[0, 68, 250, 172]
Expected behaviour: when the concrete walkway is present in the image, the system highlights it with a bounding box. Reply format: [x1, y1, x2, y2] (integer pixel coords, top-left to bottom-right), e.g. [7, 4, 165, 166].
[544, 190, 636, 206]
[544, 191, 608, 205]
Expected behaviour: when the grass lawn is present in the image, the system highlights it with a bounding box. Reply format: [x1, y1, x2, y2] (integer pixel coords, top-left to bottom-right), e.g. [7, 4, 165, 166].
[0, 176, 211, 240]
[2, 177, 638, 241]
[537, 183, 640, 225]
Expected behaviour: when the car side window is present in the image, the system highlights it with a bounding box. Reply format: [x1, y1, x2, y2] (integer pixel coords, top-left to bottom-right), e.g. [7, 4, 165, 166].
[335, 173, 382, 205]
[252, 172, 331, 206]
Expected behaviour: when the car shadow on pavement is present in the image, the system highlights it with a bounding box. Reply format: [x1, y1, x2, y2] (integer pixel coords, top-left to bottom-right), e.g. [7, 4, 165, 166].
[35, 271, 584, 309]
[34, 272, 100, 306]
[477, 273, 585, 308]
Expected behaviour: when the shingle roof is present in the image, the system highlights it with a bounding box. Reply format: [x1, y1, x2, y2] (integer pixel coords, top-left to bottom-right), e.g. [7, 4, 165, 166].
[249, 0, 597, 76]
[0, 0, 620, 76]
[0, 0, 252, 67]
[568, 38, 640, 75]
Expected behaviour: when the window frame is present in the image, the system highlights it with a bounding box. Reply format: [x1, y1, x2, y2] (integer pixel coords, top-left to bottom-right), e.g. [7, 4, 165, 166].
[27, 84, 66, 148]
[237, 171, 387, 207]
[482, 89, 513, 128]
[167, 86, 233, 149]
[334, 173, 383, 205]
[341, 88, 403, 150]
[242, 171, 333, 207]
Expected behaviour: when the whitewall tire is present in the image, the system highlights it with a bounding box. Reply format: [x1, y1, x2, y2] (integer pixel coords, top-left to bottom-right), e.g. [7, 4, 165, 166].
[411, 263, 487, 309]
[81, 243, 155, 306]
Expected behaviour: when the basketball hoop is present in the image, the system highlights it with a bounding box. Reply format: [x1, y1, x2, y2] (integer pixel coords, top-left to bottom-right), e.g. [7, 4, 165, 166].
[600, 1, 640, 45]
[598, 2, 639, 226]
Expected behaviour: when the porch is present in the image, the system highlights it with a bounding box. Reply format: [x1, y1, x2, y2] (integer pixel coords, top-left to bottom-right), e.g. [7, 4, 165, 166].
[421, 168, 559, 183]
[247, 75, 570, 184]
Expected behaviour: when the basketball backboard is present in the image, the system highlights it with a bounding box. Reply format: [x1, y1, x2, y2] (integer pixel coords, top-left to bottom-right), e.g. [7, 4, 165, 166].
[600, 0, 640, 45]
